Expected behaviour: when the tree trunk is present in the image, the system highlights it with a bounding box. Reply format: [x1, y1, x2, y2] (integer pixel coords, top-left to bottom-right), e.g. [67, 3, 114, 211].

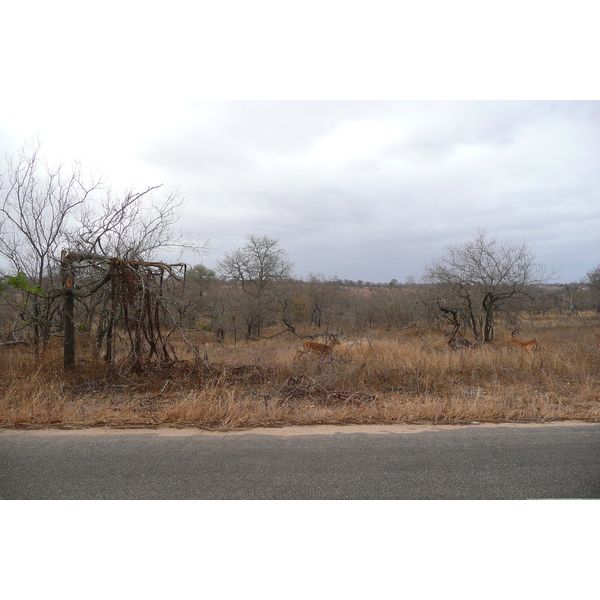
[61, 252, 76, 369]
[63, 288, 75, 368]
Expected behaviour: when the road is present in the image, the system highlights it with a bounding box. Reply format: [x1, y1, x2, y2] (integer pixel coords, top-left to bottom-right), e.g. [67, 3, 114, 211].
[1, 422, 599, 499]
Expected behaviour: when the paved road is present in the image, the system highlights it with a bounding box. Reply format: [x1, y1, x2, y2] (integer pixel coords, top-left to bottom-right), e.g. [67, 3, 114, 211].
[1, 423, 599, 499]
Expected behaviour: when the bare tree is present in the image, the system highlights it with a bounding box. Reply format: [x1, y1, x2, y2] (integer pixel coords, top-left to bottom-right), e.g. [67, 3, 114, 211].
[1, 141, 207, 362]
[0, 140, 102, 346]
[424, 230, 551, 343]
[217, 235, 292, 291]
[562, 283, 582, 318]
[304, 274, 340, 329]
[586, 265, 600, 313]
[216, 235, 293, 339]
[176, 264, 217, 331]
[70, 184, 202, 260]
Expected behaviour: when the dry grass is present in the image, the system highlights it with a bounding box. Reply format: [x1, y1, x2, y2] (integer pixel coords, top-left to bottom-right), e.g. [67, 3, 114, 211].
[1, 317, 599, 430]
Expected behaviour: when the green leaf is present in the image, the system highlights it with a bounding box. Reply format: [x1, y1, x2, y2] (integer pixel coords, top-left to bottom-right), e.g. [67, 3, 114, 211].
[6, 272, 46, 296]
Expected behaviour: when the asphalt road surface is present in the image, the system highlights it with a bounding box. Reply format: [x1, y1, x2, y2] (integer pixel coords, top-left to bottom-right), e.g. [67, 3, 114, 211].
[1, 422, 599, 499]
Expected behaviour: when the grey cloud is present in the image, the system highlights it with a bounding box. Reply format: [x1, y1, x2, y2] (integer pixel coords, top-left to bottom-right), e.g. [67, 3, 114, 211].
[141, 101, 394, 175]
[381, 101, 600, 168]
[141, 101, 599, 283]
[140, 128, 254, 175]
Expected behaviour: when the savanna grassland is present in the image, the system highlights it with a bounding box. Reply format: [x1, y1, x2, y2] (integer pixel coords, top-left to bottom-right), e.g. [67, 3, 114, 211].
[3, 144, 599, 432]
[1, 315, 599, 431]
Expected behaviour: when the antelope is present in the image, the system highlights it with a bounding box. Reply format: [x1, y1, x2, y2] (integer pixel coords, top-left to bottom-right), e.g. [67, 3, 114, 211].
[297, 336, 341, 358]
[508, 330, 540, 353]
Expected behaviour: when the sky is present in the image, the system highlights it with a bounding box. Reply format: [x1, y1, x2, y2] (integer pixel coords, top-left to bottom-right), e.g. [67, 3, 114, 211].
[1, 1, 599, 284]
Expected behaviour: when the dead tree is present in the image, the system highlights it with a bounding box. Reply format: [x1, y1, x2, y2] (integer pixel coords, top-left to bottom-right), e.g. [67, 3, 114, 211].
[437, 301, 474, 350]
[61, 250, 187, 370]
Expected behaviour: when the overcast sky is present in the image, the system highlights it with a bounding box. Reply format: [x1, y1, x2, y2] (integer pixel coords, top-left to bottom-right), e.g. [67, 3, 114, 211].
[1, 2, 599, 284]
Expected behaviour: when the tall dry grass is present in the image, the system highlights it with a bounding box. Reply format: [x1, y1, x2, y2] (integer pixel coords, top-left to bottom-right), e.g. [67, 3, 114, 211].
[1, 319, 599, 429]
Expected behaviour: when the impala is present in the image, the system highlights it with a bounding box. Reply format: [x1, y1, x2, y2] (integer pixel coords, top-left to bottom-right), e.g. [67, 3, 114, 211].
[297, 336, 341, 358]
[508, 330, 540, 353]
